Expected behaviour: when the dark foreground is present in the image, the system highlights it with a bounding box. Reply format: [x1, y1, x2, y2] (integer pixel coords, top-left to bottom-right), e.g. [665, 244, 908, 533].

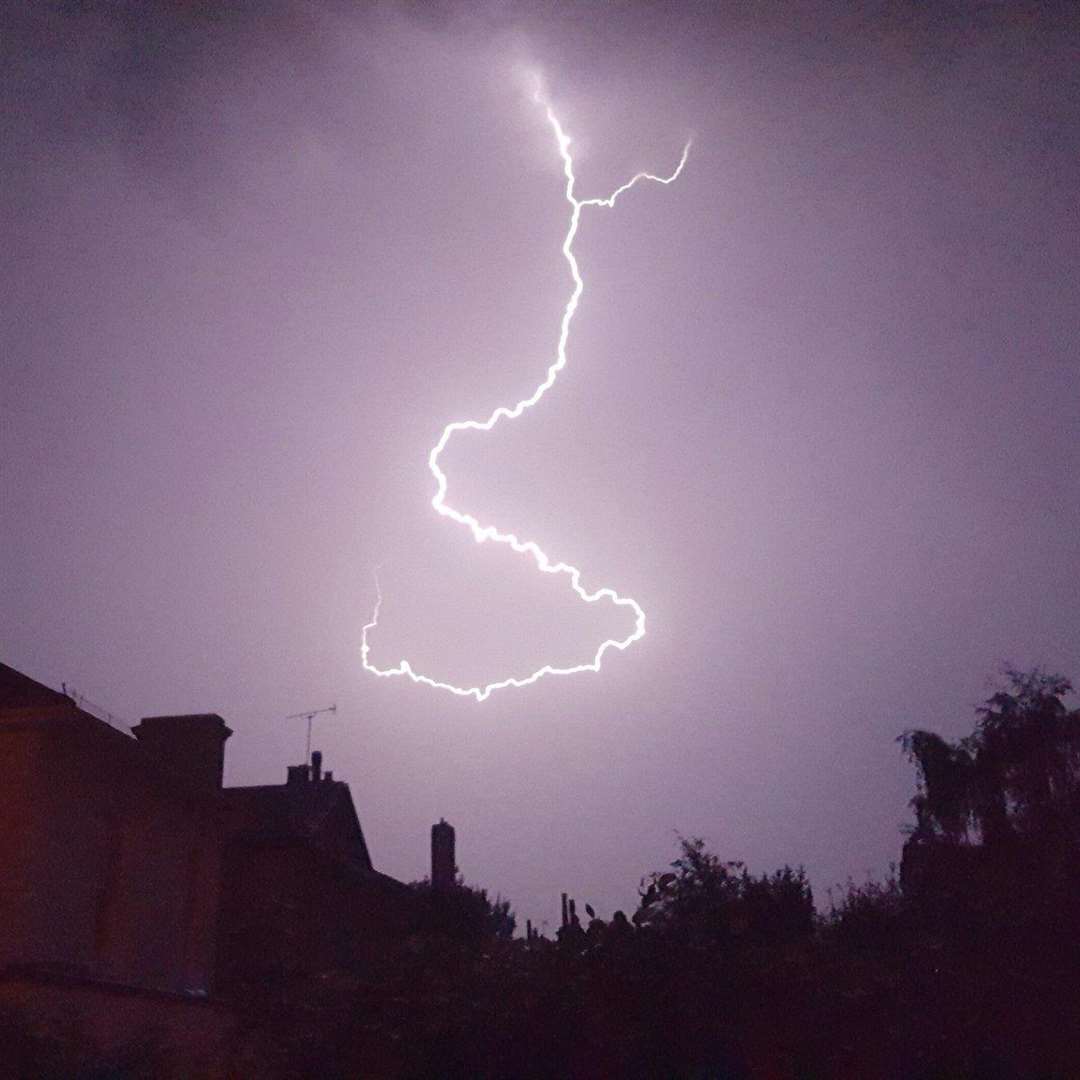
[5, 670, 1080, 1078]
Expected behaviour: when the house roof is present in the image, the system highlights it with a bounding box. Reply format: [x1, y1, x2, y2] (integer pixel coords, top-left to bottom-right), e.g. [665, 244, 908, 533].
[0, 660, 407, 892]
[0, 661, 70, 711]
[223, 779, 355, 844]
[0, 661, 127, 742]
[223, 773, 405, 892]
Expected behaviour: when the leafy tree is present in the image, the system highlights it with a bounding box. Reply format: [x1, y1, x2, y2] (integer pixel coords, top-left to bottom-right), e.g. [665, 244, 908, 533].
[900, 668, 1080, 848]
[899, 667, 1080, 962]
[635, 836, 813, 945]
[409, 877, 516, 941]
[826, 869, 906, 954]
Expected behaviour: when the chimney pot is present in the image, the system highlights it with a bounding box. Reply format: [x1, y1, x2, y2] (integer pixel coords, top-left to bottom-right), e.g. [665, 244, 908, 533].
[311, 750, 322, 782]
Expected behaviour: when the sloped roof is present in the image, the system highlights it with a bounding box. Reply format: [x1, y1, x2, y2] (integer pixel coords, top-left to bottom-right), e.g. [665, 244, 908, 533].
[222, 775, 404, 890]
[0, 661, 127, 742]
[223, 779, 352, 842]
[0, 661, 70, 710]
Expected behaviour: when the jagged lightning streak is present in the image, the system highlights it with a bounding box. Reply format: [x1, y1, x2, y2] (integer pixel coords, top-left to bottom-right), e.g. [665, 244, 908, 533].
[362, 91, 690, 702]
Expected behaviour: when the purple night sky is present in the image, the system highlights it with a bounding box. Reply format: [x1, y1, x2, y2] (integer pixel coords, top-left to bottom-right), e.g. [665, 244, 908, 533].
[3, 1, 1079, 930]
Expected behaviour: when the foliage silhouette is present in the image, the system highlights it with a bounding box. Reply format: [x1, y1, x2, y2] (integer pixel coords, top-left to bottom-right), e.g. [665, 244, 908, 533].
[900, 668, 1080, 848]
[408, 876, 516, 942]
[635, 836, 814, 948]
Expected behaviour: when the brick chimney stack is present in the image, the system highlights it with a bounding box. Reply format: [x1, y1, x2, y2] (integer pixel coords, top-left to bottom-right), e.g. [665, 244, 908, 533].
[132, 714, 231, 795]
[431, 818, 456, 892]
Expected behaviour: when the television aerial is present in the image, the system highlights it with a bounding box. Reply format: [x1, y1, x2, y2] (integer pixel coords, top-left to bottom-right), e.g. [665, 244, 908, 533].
[285, 704, 337, 762]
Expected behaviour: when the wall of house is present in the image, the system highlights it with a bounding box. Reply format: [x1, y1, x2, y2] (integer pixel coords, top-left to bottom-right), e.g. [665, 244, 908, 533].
[0, 709, 223, 995]
[216, 842, 410, 983]
[2, 686, 408, 999]
[0, 718, 47, 970]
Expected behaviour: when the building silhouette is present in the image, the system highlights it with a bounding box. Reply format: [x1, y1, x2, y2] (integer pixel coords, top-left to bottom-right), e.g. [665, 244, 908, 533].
[218, 750, 410, 984]
[0, 660, 430, 997]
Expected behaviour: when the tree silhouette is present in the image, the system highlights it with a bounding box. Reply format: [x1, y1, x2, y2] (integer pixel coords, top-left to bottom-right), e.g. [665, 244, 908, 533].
[900, 668, 1079, 848]
[899, 667, 1080, 967]
[408, 877, 516, 941]
[635, 836, 813, 946]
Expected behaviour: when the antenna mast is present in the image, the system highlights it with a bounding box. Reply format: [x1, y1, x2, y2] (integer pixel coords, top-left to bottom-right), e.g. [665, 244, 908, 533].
[284, 704, 337, 761]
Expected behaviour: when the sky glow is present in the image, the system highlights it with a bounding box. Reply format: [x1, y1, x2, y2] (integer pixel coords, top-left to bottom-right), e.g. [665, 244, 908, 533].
[6, 0, 1079, 930]
[361, 91, 691, 701]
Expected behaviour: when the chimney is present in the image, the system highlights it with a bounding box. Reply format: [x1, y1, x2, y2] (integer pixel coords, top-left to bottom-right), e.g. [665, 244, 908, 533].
[286, 764, 309, 785]
[132, 714, 231, 795]
[431, 818, 456, 892]
[311, 750, 322, 782]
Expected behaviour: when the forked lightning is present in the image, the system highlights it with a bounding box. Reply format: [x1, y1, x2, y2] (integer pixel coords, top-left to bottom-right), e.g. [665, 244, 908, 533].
[362, 90, 690, 701]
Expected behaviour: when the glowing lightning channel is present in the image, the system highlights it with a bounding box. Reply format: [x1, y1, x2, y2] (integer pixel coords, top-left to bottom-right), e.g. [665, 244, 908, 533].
[362, 92, 691, 702]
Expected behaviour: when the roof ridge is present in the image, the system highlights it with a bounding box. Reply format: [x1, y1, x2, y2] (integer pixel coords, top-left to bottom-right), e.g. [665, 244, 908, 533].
[0, 661, 70, 710]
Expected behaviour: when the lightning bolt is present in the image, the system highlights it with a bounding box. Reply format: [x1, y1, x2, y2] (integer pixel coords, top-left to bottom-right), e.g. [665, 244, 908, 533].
[362, 90, 691, 702]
